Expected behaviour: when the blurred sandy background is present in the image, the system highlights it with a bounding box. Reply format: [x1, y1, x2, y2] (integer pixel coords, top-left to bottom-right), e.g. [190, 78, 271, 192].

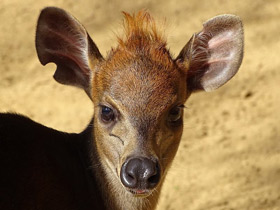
[0, 0, 280, 209]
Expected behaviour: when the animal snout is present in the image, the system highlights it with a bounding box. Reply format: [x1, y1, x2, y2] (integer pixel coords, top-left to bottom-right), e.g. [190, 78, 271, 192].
[120, 157, 160, 190]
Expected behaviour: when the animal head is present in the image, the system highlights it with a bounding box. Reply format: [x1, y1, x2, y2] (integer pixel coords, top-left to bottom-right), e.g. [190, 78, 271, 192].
[36, 7, 243, 196]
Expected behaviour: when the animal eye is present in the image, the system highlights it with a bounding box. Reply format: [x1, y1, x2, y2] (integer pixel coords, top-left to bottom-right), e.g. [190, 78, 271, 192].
[168, 106, 183, 124]
[100, 106, 115, 123]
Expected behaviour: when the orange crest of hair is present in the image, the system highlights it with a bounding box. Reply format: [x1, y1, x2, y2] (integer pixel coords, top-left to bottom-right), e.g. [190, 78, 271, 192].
[118, 10, 166, 47]
[113, 11, 173, 67]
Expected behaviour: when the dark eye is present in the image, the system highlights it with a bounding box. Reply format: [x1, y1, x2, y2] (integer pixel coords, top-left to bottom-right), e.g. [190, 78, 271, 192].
[168, 106, 183, 124]
[100, 106, 115, 123]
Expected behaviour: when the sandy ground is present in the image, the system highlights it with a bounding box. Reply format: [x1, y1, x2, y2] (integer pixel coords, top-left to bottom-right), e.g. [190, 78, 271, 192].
[0, 0, 280, 209]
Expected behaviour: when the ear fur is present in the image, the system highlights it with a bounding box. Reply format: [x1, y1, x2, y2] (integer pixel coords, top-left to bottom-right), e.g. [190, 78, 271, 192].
[177, 14, 244, 92]
[36, 7, 103, 97]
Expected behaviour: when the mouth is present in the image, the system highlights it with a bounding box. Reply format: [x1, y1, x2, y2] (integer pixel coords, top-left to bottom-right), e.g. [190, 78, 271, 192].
[127, 188, 153, 197]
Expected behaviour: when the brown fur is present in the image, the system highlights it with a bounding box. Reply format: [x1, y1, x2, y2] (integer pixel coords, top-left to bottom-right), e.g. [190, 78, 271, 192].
[90, 12, 188, 210]
[118, 11, 165, 49]
[0, 7, 243, 210]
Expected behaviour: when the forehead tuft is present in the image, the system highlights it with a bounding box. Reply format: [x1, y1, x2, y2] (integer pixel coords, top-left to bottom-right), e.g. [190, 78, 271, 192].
[117, 10, 166, 50]
[107, 10, 173, 67]
[93, 11, 186, 112]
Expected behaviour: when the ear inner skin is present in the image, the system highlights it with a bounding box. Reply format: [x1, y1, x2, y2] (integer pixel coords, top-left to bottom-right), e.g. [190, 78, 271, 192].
[177, 14, 244, 92]
[35, 7, 103, 97]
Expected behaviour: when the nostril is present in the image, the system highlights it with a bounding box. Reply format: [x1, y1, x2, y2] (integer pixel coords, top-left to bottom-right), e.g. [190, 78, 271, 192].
[127, 172, 135, 181]
[128, 174, 134, 179]
[146, 163, 160, 188]
[148, 173, 159, 184]
[120, 158, 141, 188]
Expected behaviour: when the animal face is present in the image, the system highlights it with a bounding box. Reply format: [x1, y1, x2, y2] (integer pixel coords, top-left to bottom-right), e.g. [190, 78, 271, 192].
[92, 40, 188, 195]
[36, 7, 243, 197]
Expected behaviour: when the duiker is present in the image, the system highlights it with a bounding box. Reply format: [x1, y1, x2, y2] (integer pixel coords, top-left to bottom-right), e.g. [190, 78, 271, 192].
[0, 7, 243, 210]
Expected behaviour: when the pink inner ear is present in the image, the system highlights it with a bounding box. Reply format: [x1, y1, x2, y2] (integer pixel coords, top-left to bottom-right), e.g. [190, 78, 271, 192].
[176, 14, 243, 92]
[208, 30, 234, 49]
[208, 30, 237, 64]
[192, 26, 242, 91]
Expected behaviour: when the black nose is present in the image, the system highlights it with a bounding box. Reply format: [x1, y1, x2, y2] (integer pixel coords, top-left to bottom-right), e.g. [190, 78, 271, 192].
[120, 157, 160, 189]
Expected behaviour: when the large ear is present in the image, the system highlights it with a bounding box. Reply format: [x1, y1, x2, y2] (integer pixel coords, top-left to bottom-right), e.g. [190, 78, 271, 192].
[36, 7, 103, 98]
[176, 14, 244, 92]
